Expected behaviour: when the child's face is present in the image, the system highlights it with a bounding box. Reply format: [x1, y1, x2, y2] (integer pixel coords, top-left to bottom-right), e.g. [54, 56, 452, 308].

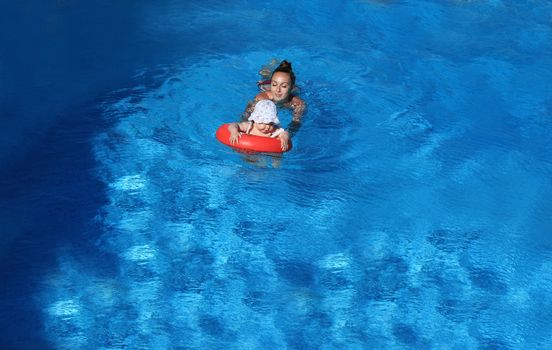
[255, 122, 276, 134]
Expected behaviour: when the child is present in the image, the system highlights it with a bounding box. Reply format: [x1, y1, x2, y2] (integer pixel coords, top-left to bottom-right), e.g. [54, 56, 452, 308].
[228, 100, 290, 152]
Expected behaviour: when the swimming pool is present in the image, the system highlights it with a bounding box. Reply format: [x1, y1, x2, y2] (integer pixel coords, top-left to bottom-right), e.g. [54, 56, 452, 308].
[2, 0, 552, 348]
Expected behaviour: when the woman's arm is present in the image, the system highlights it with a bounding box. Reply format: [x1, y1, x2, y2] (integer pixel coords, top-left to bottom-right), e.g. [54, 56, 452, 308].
[290, 96, 306, 122]
[284, 96, 306, 135]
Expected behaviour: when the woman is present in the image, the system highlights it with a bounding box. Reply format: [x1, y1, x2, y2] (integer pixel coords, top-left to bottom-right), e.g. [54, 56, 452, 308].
[242, 60, 306, 127]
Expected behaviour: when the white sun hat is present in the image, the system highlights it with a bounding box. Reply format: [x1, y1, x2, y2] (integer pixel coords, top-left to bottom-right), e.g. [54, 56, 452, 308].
[248, 100, 280, 125]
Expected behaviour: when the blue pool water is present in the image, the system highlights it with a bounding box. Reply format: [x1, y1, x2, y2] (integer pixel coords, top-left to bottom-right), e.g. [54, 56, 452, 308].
[2, 0, 552, 348]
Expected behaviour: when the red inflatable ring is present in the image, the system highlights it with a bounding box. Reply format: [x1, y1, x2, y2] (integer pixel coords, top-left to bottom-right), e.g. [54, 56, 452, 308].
[215, 123, 292, 153]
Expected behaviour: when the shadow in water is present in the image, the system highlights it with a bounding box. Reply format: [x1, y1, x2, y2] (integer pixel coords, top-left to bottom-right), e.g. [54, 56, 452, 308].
[0, 105, 113, 349]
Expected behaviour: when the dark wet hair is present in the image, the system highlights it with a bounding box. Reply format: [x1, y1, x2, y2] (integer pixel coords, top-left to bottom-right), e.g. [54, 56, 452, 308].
[272, 60, 296, 86]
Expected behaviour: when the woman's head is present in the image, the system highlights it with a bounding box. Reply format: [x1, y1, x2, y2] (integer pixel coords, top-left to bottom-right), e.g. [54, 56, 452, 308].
[270, 60, 296, 103]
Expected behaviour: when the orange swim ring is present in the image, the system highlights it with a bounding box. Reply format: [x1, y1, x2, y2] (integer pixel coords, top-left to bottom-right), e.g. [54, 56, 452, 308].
[215, 123, 292, 153]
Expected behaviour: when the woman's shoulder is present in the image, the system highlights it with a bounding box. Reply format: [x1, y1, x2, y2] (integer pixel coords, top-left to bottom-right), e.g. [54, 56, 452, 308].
[254, 91, 271, 101]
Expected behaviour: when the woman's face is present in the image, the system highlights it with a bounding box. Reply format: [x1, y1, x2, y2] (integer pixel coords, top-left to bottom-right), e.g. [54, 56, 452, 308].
[255, 122, 276, 134]
[270, 72, 292, 103]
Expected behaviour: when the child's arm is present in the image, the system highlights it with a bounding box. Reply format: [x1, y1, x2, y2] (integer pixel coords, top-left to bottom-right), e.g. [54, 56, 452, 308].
[227, 122, 248, 144]
[277, 130, 290, 151]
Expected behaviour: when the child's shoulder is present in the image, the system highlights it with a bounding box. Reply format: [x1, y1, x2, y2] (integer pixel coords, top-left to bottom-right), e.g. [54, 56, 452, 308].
[238, 120, 252, 126]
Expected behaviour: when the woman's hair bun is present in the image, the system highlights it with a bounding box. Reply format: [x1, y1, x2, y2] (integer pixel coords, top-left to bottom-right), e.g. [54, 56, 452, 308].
[279, 60, 292, 70]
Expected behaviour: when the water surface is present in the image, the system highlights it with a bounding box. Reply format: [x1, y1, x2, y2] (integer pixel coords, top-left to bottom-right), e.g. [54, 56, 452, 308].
[1, 0, 552, 348]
